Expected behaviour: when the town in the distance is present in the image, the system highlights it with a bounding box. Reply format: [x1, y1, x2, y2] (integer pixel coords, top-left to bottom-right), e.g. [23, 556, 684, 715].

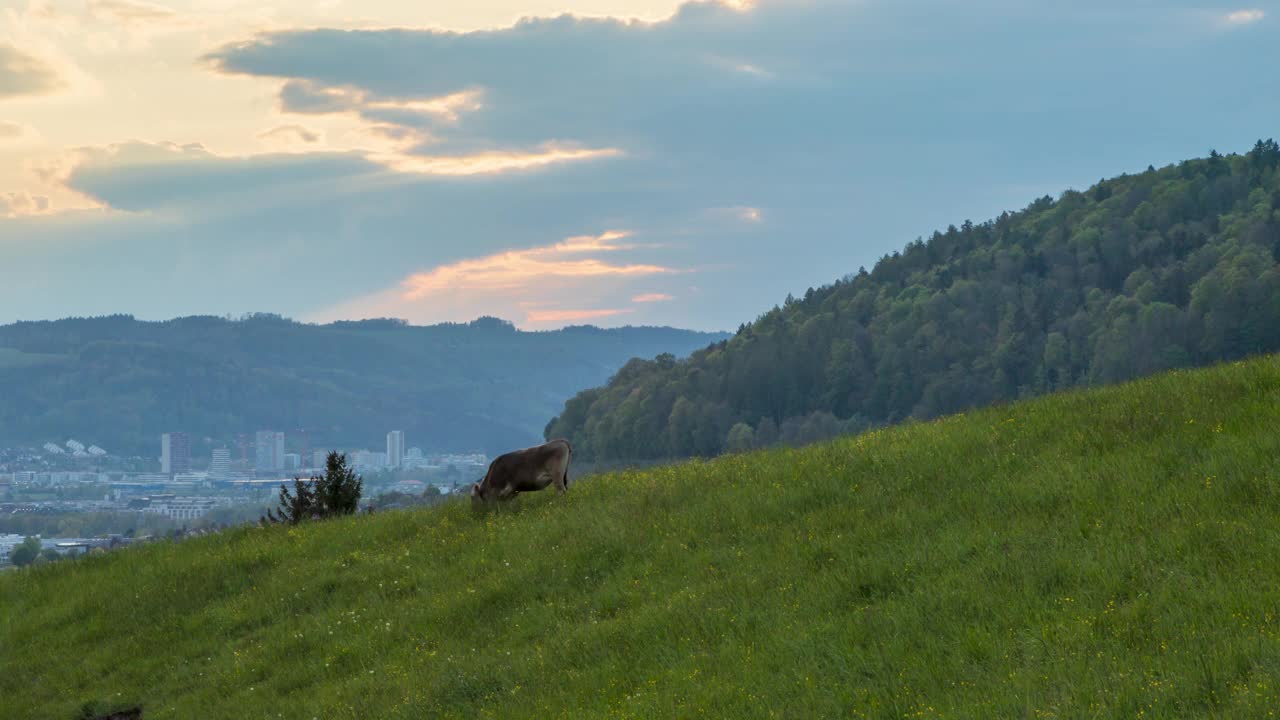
[0, 429, 487, 567]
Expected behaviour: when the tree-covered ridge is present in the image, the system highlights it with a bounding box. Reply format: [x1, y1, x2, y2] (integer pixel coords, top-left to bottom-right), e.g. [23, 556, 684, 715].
[548, 140, 1280, 461]
[0, 316, 726, 456]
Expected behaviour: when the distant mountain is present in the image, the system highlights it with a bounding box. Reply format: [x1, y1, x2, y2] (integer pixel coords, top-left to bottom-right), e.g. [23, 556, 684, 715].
[547, 140, 1280, 462]
[0, 315, 727, 457]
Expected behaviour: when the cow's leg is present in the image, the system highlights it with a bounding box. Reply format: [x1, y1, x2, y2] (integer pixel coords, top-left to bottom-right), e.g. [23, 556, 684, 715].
[555, 468, 569, 494]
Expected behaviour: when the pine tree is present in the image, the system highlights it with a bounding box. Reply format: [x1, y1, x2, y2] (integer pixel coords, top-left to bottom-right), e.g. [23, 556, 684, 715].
[263, 452, 362, 524]
[314, 451, 363, 517]
[263, 477, 317, 525]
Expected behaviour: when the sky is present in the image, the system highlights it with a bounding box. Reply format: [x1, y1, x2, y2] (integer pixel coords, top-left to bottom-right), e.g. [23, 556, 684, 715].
[0, 0, 1275, 331]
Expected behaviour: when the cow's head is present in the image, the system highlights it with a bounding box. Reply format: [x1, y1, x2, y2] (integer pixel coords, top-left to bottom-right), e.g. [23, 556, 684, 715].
[470, 479, 488, 508]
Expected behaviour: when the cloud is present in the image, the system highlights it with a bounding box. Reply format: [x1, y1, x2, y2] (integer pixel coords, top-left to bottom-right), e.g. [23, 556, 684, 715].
[0, 44, 66, 98]
[525, 308, 631, 324]
[705, 53, 776, 79]
[1223, 9, 1265, 25]
[368, 88, 485, 124]
[0, 121, 27, 139]
[278, 79, 484, 123]
[400, 230, 668, 297]
[5, 0, 1280, 332]
[377, 144, 623, 176]
[63, 141, 381, 215]
[267, 77, 620, 174]
[88, 0, 179, 25]
[204, 4, 769, 156]
[257, 123, 321, 146]
[310, 230, 679, 328]
[207, 0, 1276, 167]
[277, 79, 358, 114]
[632, 293, 673, 303]
[0, 192, 51, 218]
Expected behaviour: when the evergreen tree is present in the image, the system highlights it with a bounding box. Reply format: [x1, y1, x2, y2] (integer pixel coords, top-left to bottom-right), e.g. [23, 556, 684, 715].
[314, 451, 364, 517]
[264, 478, 317, 525]
[264, 452, 363, 525]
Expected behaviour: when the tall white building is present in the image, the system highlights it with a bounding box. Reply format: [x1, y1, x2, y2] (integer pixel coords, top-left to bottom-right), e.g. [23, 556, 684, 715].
[255, 431, 285, 471]
[161, 433, 191, 474]
[209, 448, 231, 478]
[386, 431, 404, 468]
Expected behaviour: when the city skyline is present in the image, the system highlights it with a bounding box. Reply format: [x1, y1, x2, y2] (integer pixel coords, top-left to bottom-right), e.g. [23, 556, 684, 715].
[4, 427, 486, 473]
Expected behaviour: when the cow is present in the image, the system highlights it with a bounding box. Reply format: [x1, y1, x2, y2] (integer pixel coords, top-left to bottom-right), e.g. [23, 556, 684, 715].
[471, 439, 572, 506]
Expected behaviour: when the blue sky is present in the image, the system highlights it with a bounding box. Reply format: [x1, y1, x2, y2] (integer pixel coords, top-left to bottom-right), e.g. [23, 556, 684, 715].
[0, 0, 1275, 330]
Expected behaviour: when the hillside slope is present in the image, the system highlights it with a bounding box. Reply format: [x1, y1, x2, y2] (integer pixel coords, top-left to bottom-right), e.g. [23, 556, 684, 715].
[4, 356, 1280, 718]
[0, 315, 725, 456]
[548, 140, 1280, 462]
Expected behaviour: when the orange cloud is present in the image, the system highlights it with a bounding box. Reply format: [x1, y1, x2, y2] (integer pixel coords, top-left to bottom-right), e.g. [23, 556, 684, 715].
[268, 82, 621, 175]
[308, 230, 685, 329]
[401, 231, 668, 298]
[1224, 9, 1264, 25]
[525, 308, 632, 324]
[0, 191, 52, 218]
[369, 88, 484, 124]
[376, 145, 623, 176]
[279, 81, 484, 123]
[632, 293, 673, 303]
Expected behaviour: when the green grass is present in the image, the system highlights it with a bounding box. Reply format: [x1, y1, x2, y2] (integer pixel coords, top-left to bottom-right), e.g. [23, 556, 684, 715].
[5, 358, 1280, 719]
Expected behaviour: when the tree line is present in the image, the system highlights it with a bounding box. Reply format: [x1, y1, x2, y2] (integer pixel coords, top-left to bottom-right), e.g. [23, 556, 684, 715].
[0, 315, 724, 456]
[547, 141, 1280, 461]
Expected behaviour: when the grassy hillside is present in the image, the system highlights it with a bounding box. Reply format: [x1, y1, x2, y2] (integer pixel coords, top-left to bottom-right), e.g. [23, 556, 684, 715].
[4, 356, 1280, 719]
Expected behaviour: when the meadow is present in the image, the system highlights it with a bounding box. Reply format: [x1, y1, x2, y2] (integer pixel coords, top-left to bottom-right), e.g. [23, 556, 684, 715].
[3, 356, 1280, 718]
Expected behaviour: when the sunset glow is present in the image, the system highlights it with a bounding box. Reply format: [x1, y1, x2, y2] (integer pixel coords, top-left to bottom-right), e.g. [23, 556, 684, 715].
[401, 231, 668, 298]
[375, 145, 624, 176]
[307, 229, 682, 328]
[2, 0, 1274, 330]
[524, 307, 632, 323]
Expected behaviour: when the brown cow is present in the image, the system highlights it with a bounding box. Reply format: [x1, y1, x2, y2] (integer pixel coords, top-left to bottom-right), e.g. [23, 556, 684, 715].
[471, 439, 572, 506]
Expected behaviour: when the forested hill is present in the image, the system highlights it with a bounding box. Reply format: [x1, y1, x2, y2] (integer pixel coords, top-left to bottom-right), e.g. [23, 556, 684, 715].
[547, 140, 1280, 462]
[0, 316, 726, 456]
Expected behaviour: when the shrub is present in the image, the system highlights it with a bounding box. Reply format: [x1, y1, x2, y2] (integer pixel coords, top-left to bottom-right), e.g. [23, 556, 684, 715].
[263, 452, 363, 525]
[7, 536, 40, 567]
